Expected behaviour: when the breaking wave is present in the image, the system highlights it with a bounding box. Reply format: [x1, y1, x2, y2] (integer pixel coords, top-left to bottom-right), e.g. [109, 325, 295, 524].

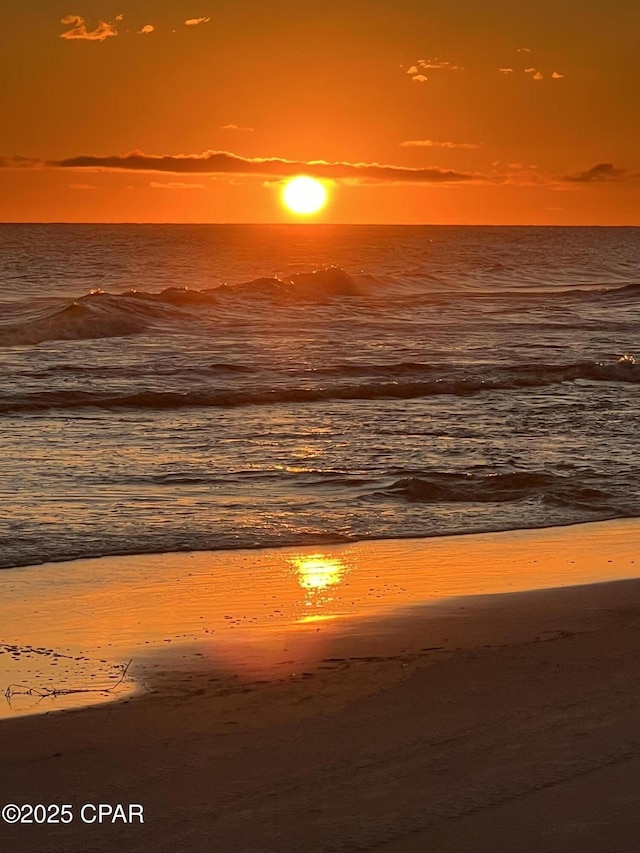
[0, 267, 365, 346]
[3, 268, 640, 347]
[0, 292, 188, 347]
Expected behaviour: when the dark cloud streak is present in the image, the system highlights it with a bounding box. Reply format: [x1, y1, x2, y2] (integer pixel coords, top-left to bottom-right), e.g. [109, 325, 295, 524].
[563, 163, 628, 183]
[0, 155, 42, 169]
[47, 150, 483, 184]
[2, 152, 635, 189]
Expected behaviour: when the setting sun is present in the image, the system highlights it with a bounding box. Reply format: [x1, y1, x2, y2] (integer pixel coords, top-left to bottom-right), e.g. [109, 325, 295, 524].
[282, 176, 327, 215]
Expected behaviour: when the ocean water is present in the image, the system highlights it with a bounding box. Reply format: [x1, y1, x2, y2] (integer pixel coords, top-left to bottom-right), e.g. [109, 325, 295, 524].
[1, 223, 640, 570]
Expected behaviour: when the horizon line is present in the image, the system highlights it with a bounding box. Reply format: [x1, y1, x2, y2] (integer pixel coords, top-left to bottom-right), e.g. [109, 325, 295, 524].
[1, 221, 639, 228]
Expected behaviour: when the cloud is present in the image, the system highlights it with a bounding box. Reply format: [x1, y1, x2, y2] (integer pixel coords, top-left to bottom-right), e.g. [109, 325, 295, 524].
[5, 150, 636, 190]
[220, 124, 254, 132]
[150, 181, 205, 190]
[503, 65, 560, 81]
[60, 14, 84, 29]
[563, 163, 628, 183]
[406, 58, 462, 83]
[139, 25, 154, 34]
[48, 150, 485, 185]
[517, 47, 531, 53]
[416, 58, 463, 71]
[185, 17, 210, 26]
[400, 139, 481, 149]
[68, 183, 97, 190]
[0, 155, 42, 168]
[60, 14, 118, 41]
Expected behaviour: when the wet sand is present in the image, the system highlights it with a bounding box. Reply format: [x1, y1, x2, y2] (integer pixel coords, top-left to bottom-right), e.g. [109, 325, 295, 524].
[2, 520, 640, 851]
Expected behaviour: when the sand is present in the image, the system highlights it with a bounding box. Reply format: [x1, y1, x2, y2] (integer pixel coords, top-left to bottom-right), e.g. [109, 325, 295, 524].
[2, 519, 640, 851]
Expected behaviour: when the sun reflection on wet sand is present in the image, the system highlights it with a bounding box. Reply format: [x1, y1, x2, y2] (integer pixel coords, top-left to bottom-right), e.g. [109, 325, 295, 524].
[293, 554, 346, 591]
[289, 553, 350, 623]
[291, 552, 347, 605]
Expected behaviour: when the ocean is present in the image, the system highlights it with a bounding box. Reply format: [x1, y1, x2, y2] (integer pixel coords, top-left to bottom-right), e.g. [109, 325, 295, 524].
[2, 223, 640, 570]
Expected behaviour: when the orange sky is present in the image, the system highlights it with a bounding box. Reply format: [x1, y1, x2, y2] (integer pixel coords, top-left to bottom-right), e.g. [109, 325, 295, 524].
[1, 1, 639, 224]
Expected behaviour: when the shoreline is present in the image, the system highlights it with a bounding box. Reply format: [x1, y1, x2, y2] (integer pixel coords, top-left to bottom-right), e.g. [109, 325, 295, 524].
[0, 513, 628, 573]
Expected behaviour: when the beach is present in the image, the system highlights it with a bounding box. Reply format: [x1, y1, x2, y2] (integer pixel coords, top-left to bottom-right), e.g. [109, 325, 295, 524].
[3, 1, 640, 848]
[2, 520, 640, 851]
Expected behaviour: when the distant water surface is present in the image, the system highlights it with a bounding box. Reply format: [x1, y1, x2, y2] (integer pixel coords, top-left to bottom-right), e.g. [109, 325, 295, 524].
[1, 224, 640, 568]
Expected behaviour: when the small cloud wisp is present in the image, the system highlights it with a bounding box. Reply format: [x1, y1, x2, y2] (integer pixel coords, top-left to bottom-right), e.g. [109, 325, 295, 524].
[221, 124, 255, 132]
[400, 140, 481, 149]
[60, 14, 119, 41]
[406, 57, 463, 83]
[150, 181, 205, 190]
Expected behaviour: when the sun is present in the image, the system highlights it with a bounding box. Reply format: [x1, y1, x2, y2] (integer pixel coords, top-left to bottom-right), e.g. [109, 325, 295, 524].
[282, 176, 327, 215]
